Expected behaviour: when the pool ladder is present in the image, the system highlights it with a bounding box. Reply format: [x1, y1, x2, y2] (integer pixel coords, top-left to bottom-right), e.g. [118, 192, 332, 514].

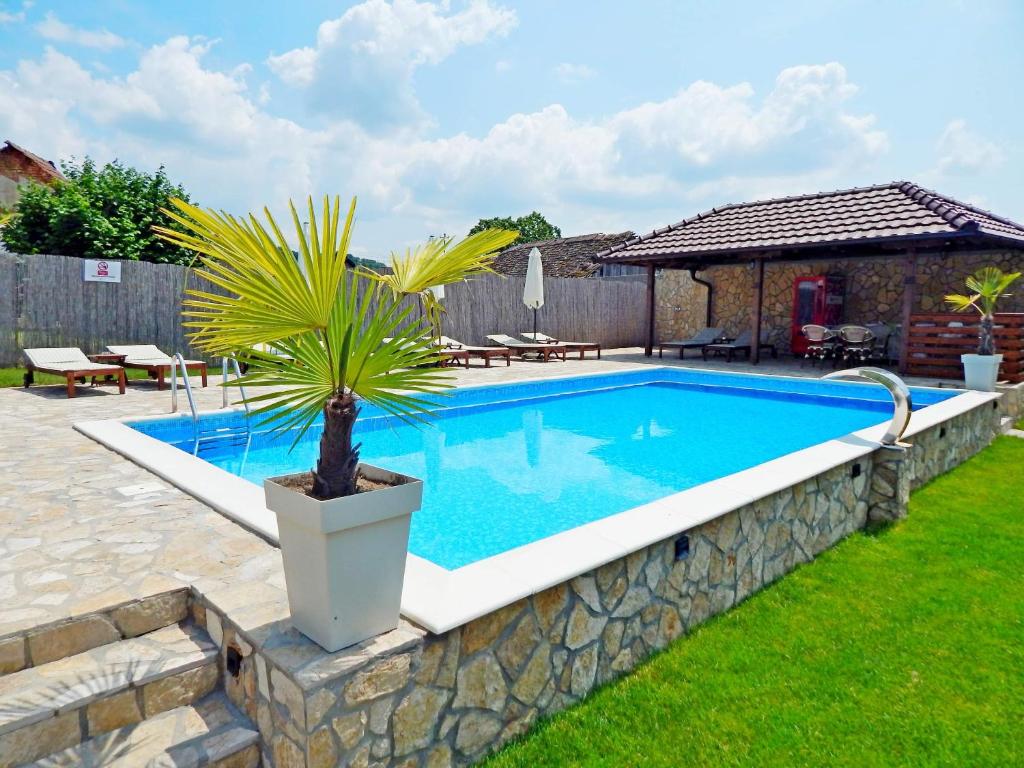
[170, 354, 251, 454]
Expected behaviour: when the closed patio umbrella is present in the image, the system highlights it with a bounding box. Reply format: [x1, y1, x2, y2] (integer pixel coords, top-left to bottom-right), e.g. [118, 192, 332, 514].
[523, 247, 544, 337]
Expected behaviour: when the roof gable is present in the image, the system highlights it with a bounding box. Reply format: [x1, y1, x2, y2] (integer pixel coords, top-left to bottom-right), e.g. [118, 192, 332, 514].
[597, 181, 1024, 263]
[0, 141, 65, 184]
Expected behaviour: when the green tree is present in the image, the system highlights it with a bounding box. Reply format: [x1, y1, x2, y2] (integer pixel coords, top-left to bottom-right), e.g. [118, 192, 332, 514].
[469, 211, 561, 245]
[1, 157, 195, 265]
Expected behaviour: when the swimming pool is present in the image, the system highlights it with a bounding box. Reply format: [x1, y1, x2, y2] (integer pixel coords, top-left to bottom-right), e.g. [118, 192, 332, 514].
[125, 368, 956, 570]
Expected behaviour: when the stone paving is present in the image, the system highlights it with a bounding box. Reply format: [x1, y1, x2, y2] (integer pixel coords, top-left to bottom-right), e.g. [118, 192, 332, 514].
[0, 349, 963, 642]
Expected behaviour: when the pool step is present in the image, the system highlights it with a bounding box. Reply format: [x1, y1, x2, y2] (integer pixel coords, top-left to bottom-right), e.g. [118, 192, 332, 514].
[0, 588, 190, 678]
[0, 621, 219, 766]
[26, 692, 259, 768]
[194, 425, 251, 460]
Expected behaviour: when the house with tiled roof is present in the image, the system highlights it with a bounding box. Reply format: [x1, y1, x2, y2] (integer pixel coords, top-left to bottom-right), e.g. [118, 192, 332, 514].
[492, 231, 635, 278]
[596, 181, 1024, 379]
[0, 141, 65, 209]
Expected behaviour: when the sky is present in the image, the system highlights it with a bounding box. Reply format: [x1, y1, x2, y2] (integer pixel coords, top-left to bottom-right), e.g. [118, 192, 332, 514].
[1, 0, 1021, 257]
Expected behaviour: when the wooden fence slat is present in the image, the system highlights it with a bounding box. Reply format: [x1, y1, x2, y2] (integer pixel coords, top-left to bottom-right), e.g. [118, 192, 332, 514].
[0, 253, 647, 366]
[905, 312, 1024, 383]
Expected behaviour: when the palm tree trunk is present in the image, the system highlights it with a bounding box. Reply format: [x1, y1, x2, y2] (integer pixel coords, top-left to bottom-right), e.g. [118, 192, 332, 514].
[312, 392, 361, 498]
[979, 314, 995, 356]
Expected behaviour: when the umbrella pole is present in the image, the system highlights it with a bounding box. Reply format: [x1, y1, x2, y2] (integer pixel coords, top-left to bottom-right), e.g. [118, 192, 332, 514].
[533, 307, 538, 338]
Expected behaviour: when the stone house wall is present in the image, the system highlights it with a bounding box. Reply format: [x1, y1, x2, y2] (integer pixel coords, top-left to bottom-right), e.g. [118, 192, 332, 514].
[189, 399, 998, 768]
[656, 250, 1024, 354]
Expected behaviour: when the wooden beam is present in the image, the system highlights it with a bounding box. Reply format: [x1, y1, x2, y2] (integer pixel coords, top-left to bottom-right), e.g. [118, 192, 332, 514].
[750, 258, 765, 365]
[645, 264, 656, 356]
[898, 251, 917, 373]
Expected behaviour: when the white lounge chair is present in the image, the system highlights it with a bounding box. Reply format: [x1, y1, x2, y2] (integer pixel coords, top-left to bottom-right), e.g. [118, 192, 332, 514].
[23, 347, 126, 398]
[486, 334, 567, 362]
[106, 344, 207, 390]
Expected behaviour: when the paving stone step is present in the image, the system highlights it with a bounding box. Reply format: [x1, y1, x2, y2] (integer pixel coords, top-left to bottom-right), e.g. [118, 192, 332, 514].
[0, 622, 219, 767]
[0, 588, 190, 677]
[26, 691, 260, 768]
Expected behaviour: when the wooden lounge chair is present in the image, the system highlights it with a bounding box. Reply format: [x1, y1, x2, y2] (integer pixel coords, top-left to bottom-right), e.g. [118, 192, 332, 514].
[520, 332, 601, 359]
[486, 334, 567, 362]
[658, 327, 723, 358]
[701, 330, 777, 362]
[22, 347, 126, 398]
[106, 344, 207, 390]
[437, 336, 512, 367]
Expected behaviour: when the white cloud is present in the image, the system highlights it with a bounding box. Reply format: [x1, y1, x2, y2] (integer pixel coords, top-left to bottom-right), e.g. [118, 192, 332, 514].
[267, 0, 517, 129]
[553, 62, 594, 84]
[934, 119, 1003, 175]
[36, 11, 127, 50]
[0, 0, 30, 23]
[0, 42, 888, 255]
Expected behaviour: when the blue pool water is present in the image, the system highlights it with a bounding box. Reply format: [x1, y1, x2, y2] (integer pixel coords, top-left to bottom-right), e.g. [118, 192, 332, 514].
[129, 369, 956, 570]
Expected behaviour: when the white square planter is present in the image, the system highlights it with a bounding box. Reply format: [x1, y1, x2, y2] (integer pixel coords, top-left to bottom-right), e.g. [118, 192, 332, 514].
[265, 464, 423, 652]
[961, 353, 1002, 392]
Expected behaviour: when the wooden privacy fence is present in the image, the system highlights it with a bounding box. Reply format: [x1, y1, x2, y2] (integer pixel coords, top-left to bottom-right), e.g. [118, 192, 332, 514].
[0, 253, 647, 367]
[905, 312, 1024, 383]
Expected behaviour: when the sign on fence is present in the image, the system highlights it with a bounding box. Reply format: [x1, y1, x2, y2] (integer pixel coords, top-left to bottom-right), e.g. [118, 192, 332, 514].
[83, 259, 122, 283]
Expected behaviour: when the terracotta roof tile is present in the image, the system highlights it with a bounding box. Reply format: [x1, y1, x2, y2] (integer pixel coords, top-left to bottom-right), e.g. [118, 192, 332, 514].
[493, 231, 635, 278]
[597, 182, 1024, 262]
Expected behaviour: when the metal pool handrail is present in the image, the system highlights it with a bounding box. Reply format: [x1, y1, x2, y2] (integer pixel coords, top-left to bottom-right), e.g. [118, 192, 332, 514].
[170, 352, 200, 442]
[221, 356, 251, 414]
[822, 367, 913, 448]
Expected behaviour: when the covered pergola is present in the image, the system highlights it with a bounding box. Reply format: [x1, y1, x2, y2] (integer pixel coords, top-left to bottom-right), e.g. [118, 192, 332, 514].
[596, 181, 1024, 369]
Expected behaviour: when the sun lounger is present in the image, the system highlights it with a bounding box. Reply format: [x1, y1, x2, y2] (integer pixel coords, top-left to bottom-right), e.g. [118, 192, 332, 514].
[658, 327, 723, 358]
[437, 336, 511, 367]
[520, 332, 601, 359]
[486, 334, 566, 362]
[701, 330, 777, 362]
[22, 347, 126, 398]
[106, 344, 208, 390]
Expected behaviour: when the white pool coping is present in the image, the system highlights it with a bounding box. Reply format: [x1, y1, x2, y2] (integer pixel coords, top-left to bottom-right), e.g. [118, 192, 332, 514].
[74, 368, 998, 634]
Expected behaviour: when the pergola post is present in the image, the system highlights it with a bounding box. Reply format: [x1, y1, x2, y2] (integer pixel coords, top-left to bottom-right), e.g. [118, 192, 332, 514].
[898, 251, 917, 374]
[644, 264, 656, 357]
[750, 258, 765, 365]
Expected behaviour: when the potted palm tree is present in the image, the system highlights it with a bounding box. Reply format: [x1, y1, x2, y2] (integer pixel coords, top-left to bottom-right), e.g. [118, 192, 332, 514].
[945, 266, 1021, 392]
[156, 196, 515, 651]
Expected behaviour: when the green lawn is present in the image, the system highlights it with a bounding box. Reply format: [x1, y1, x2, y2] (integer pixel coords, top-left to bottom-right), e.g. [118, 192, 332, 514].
[487, 437, 1024, 768]
[0, 366, 152, 388]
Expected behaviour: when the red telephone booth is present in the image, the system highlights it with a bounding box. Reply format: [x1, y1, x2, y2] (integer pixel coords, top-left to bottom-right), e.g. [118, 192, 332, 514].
[791, 275, 845, 355]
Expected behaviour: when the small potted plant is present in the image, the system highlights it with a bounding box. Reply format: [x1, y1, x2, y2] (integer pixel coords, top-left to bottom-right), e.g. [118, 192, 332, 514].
[945, 266, 1021, 392]
[157, 196, 515, 651]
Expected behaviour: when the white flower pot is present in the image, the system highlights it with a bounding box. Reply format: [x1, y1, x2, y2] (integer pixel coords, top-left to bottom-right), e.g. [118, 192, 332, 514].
[960, 353, 1003, 392]
[264, 464, 422, 652]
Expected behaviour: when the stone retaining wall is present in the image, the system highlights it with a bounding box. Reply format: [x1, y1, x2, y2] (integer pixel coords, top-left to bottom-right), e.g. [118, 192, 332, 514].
[656, 250, 1024, 354]
[191, 398, 998, 768]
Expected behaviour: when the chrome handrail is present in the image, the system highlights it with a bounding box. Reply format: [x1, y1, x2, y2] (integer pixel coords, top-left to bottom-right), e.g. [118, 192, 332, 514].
[221, 356, 251, 414]
[823, 367, 913, 449]
[170, 352, 199, 442]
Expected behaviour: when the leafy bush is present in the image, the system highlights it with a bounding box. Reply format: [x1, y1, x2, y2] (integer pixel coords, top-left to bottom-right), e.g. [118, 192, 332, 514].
[2, 157, 195, 265]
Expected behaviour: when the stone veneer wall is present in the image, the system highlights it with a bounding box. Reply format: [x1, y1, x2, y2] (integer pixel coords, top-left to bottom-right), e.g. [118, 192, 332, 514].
[190, 400, 999, 768]
[656, 250, 1024, 354]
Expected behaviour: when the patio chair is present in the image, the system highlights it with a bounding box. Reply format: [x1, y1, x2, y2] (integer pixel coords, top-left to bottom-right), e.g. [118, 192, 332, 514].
[436, 336, 512, 368]
[106, 345, 208, 390]
[520, 332, 601, 359]
[701, 330, 777, 363]
[800, 324, 838, 367]
[657, 327, 723, 359]
[864, 323, 893, 363]
[22, 347, 127, 398]
[836, 326, 875, 365]
[486, 334, 567, 362]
